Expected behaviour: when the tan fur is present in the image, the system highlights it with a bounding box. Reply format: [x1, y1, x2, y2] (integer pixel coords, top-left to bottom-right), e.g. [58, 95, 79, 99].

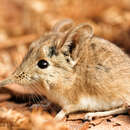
[0, 19, 130, 120]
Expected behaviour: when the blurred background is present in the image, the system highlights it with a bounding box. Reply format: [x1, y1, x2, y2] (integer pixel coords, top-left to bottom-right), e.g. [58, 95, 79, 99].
[0, 0, 130, 94]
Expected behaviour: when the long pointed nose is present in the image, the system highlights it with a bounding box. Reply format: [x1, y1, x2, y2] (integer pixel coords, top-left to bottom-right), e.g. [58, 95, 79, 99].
[0, 77, 14, 87]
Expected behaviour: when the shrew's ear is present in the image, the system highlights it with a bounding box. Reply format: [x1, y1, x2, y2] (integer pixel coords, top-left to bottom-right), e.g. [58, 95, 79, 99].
[52, 19, 74, 33]
[61, 23, 93, 62]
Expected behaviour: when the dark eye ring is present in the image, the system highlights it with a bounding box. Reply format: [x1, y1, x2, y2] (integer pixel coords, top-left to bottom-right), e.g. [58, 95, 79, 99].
[37, 60, 49, 69]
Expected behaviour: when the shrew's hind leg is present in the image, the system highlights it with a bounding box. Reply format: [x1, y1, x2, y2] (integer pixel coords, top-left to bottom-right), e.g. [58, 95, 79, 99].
[85, 105, 128, 121]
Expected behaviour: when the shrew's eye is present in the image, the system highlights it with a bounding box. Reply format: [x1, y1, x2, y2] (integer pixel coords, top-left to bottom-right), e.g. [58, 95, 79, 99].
[37, 60, 49, 69]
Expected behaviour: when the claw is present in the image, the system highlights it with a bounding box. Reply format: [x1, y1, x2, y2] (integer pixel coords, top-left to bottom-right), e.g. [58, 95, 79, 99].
[84, 113, 96, 121]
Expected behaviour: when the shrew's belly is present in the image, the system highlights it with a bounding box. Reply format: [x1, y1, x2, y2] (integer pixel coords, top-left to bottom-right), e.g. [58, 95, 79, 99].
[76, 96, 123, 112]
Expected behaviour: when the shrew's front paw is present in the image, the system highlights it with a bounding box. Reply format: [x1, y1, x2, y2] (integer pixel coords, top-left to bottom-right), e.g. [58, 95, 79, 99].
[84, 112, 97, 121]
[54, 110, 66, 120]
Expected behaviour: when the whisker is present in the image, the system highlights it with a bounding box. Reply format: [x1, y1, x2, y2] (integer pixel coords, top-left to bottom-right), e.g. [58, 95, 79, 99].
[29, 78, 51, 108]
[30, 84, 42, 104]
[22, 84, 27, 103]
[29, 85, 39, 104]
[31, 82, 52, 109]
[31, 94, 36, 104]
[31, 82, 42, 96]
[31, 79, 45, 100]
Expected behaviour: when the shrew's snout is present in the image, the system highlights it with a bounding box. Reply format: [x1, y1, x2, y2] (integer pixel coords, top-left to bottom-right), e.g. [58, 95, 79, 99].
[0, 70, 31, 88]
[14, 71, 29, 80]
[0, 76, 14, 87]
[12, 70, 32, 86]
